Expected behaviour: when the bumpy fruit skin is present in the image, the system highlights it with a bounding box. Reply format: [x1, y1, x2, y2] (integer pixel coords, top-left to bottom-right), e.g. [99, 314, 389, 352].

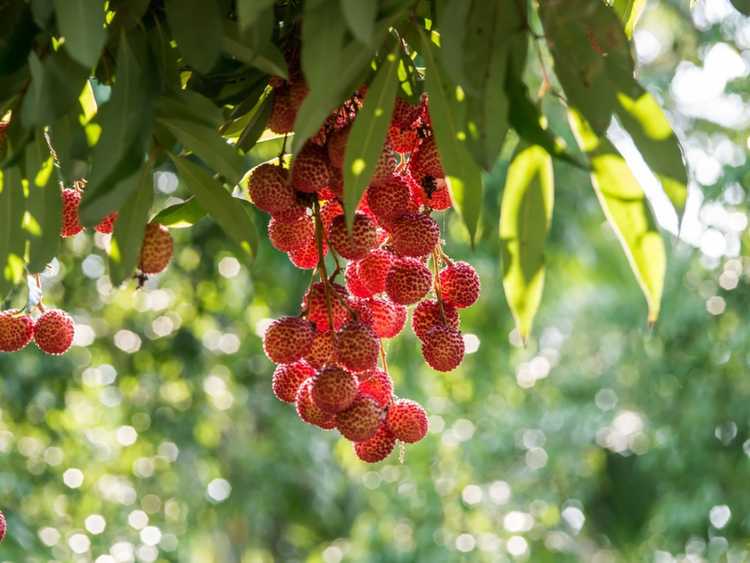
[268, 86, 295, 134]
[288, 238, 325, 270]
[370, 143, 399, 187]
[320, 200, 344, 231]
[61, 188, 84, 237]
[334, 322, 380, 373]
[327, 125, 350, 169]
[138, 223, 173, 274]
[292, 143, 331, 193]
[94, 212, 118, 234]
[410, 136, 443, 180]
[388, 126, 420, 154]
[354, 424, 396, 463]
[312, 366, 359, 414]
[358, 369, 393, 407]
[365, 297, 406, 339]
[391, 97, 422, 129]
[303, 282, 349, 332]
[412, 299, 460, 341]
[247, 163, 296, 215]
[272, 202, 308, 224]
[391, 213, 440, 257]
[268, 214, 314, 252]
[386, 398, 428, 443]
[327, 213, 379, 260]
[336, 395, 384, 442]
[0, 310, 34, 352]
[421, 325, 464, 372]
[0, 509, 5, 543]
[345, 262, 374, 299]
[385, 257, 432, 305]
[263, 316, 314, 364]
[296, 378, 336, 429]
[357, 249, 394, 295]
[439, 261, 480, 308]
[272, 361, 315, 403]
[304, 331, 334, 369]
[413, 176, 452, 211]
[33, 309, 75, 355]
[366, 177, 414, 227]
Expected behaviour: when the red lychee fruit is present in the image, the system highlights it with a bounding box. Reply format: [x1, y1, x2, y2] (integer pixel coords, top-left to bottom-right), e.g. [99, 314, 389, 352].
[412, 176, 452, 211]
[327, 213, 379, 260]
[334, 321, 380, 373]
[61, 188, 84, 237]
[370, 142, 399, 187]
[268, 86, 295, 134]
[33, 309, 75, 355]
[439, 261, 480, 308]
[365, 297, 407, 339]
[291, 143, 331, 193]
[0, 310, 34, 352]
[320, 200, 344, 231]
[412, 299, 459, 341]
[304, 331, 334, 369]
[272, 361, 315, 403]
[391, 213, 440, 257]
[312, 366, 359, 414]
[357, 248, 395, 295]
[386, 398, 428, 443]
[296, 378, 336, 429]
[354, 424, 397, 463]
[303, 282, 349, 332]
[268, 214, 314, 252]
[358, 368, 393, 407]
[336, 395, 385, 442]
[348, 297, 375, 327]
[391, 97, 422, 129]
[385, 257, 432, 305]
[138, 223, 173, 275]
[388, 125, 420, 154]
[288, 237, 326, 270]
[327, 124, 350, 169]
[94, 212, 118, 234]
[247, 163, 296, 215]
[271, 202, 308, 224]
[409, 136, 443, 179]
[0, 509, 5, 542]
[345, 261, 374, 299]
[262, 316, 314, 364]
[366, 176, 414, 227]
[421, 325, 465, 372]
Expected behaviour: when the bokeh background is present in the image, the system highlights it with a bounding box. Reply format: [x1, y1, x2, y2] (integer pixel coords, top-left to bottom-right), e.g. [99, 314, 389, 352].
[3, 1, 750, 561]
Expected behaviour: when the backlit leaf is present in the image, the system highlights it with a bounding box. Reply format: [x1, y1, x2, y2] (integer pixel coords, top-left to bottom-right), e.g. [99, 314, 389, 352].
[53, 0, 106, 68]
[165, 0, 222, 73]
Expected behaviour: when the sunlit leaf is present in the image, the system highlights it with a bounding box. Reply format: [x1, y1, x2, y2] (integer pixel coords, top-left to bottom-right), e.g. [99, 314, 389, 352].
[165, 0, 221, 73]
[53, 0, 106, 68]
[152, 197, 206, 229]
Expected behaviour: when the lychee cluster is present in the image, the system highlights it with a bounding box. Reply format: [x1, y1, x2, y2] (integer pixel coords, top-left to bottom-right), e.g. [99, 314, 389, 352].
[253, 67, 480, 462]
[61, 179, 118, 237]
[0, 307, 75, 355]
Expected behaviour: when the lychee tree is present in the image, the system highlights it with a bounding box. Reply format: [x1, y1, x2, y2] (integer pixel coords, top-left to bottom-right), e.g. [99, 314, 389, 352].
[0, 0, 686, 462]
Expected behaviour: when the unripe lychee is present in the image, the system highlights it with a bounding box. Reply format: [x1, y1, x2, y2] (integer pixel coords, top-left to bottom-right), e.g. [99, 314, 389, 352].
[386, 398, 428, 443]
[61, 188, 84, 237]
[409, 136, 443, 179]
[334, 322, 380, 373]
[303, 282, 349, 332]
[138, 223, 173, 275]
[304, 331, 334, 369]
[366, 177, 414, 227]
[421, 325, 464, 372]
[345, 262, 374, 299]
[247, 163, 296, 215]
[327, 213, 379, 260]
[291, 143, 331, 193]
[268, 214, 314, 252]
[385, 257, 432, 305]
[365, 297, 407, 339]
[336, 395, 384, 442]
[288, 238, 326, 270]
[0, 310, 34, 352]
[272, 361, 315, 403]
[312, 366, 359, 414]
[33, 309, 75, 355]
[94, 212, 118, 234]
[263, 316, 314, 364]
[354, 424, 396, 463]
[439, 261, 480, 308]
[357, 249, 395, 295]
[296, 378, 336, 429]
[411, 299, 460, 341]
[391, 213, 440, 257]
[358, 368, 393, 407]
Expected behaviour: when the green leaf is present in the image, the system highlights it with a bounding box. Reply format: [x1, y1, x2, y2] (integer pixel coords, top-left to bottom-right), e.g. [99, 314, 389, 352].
[615, 90, 687, 215]
[500, 144, 554, 343]
[80, 32, 157, 226]
[340, 0, 377, 44]
[419, 26, 483, 246]
[0, 3, 35, 75]
[170, 156, 258, 259]
[109, 163, 155, 285]
[49, 113, 89, 186]
[343, 43, 400, 228]
[152, 197, 206, 229]
[53, 0, 106, 68]
[222, 25, 288, 78]
[0, 167, 27, 295]
[612, 0, 648, 37]
[156, 91, 223, 129]
[569, 109, 666, 323]
[237, 90, 274, 152]
[237, 0, 276, 31]
[165, 0, 222, 73]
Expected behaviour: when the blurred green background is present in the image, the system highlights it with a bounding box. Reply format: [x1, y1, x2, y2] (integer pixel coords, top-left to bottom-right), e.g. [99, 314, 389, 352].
[4, 1, 750, 561]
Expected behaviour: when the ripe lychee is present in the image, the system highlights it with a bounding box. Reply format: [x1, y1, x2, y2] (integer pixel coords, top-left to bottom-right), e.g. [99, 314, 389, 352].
[272, 361, 315, 403]
[391, 97, 422, 129]
[327, 213, 379, 260]
[0, 310, 34, 352]
[0, 509, 5, 543]
[391, 213, 440, 257]
[413, 176, 452, 211]
[296, 378, 336, 429]
[357, 248, 394, 295]
[291, 143, 331, 193]
[385, 257, 432, 305]
[370, 142, 399, 187]
[61, 188, 84, 237]
[311, 366, 359, 414]
[138, 223, 173, 275]
[320, 200, 344, 231]
[354, 424, 396, 463]
[247, 163, 296, 215]
[327, 124, 350, 169]
[288, 238, 325, 270]
[439, 261, 480, 308]
[386, 398, 428, 443]
[262, 316, 314, 364]
[268, 86, 295, 134]
[268, 214, 314, 252]
[94, 212, 118, 234]
[271, 202, 307, 224]
[304, 331, 334, 369]
[334, 321, 380, 373]
[358, 369, 393, 407]
[411, 299, 460, 341]
[303, 282, 349, 332]
[345, 262, 374, 299]
[388, 125, 420, 154]
[336, 395, 384, 442]
[33, 309, 75, 355]
[421, 325, 464, 372]
[366, 177, 414, 227]
[362, 297, 406, 339]
[409, 136, 443, 179]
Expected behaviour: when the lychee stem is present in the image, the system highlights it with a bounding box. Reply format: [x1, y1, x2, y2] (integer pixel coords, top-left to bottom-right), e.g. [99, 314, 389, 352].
[312, 199, 335, 332]
[430, 247, 448, 325]
[379, 344, 390, 375]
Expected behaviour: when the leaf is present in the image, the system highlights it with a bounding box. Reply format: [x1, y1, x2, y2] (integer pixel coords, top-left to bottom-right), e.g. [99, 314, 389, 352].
[49, 113, 89, 186]
[0, 3, 35, 75]
[165, 0, 222, 73]
[435, 0, 471, 86]
[53, 0, 106, 68]
[0, 167, 27, 295]
[343, 42, 400, 228]
[340, 0, 377, 44]
[500, 144, 554, 342]
[418, 26, 484, 246]
[237, 90, 274, 152]
[170, 156, 258, 259]
[569, 109, 666, 323]
[222, 25, 289, 78]
[152, 197, 207, 228]
[109, 163, 154, 285]
[612, 0, 648, 37]
[237, 0, 276, 31]
[156, 91, 223, 129]
[79, 80, 98, 123]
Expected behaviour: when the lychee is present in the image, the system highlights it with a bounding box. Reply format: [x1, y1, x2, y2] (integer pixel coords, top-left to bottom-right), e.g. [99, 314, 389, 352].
[291, 143, 331, 193]
[370, 142, 399, 187]
[303, 282, 349, 332]
[421, 325, 464, 372]
[311, 366, 359, 414]
[357, 248, 394, 295]
[439, 261, 480, 308]
[272, 361, 315, 403]
[336, 395, 384, 442]
[385, 257, 432, 305]
[0, 310, 34, 352]
[268, 214, 314, 252]
[304, 331, 334, 369]
[334, 321, 380, 373]
[61, 188, 84, 237]
[138, 222, 173, 275]
[409, 136, 443, 179]
[358, 369, 393, 407]
[247, 163, 296, 215]
[262, 316, 314, 364]
[386, 398, 428, 443]
[33, 309, 75, 355]
[345, 261, 374, 299]
[354, 424, 396, 463]
[327, 124, 350, 169]
[94, 212, 118, 234]
[0, 510, 5, 542]
[411, 299, 460, 341]
[288, 238, 325, 269]
[327, 213, 379, 260]
[391, 213, 440, 257]
[296, 378, 336, 429]
[413, 176, 452, 210]
[366, 177, 414, 227]
[365, 297, 407, 339]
